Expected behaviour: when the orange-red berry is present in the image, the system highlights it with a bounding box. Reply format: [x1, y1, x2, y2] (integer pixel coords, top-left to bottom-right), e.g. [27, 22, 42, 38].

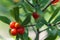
[10, 22, 16, 29]
[10, 29, 17, 36]
[15, 22, 20, 29]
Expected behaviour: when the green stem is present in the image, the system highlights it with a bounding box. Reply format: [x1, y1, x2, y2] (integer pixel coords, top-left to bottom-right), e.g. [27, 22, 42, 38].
[39, 28, 49, 33]
[16, 34, 19, 40]
[42, 0, 55, 12]
[35, 29, 39, 40]
[26, 0, 35, 8]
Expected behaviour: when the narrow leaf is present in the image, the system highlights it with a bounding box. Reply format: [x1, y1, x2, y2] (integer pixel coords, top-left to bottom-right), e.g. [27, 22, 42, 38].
[48, 7, 60, 23]
[36, 17, 48, 28]
[52, 15, 60, 24]
[0, 16, 11, 24]
[13, 7, 20, 22]
[45, 28, 57, 40]
[23, 1, 34, 12]
[23, 27, 28, 40]
[10, 6, 22, 23]
[22, 13, 31, 25]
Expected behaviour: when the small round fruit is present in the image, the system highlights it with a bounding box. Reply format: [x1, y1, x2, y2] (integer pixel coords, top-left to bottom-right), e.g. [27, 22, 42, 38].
[15, 22, 20, 28]
[32, 12, 39, 19]
[52, 0, 59, 4]
[10, 22, 16, 29]
[17, 27, 25, 35]
[10, 29, 17, 36]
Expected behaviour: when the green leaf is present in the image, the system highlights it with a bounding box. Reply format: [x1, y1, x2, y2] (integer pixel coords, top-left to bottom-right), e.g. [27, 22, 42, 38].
[37, 17, 48, 25]
[48, 7, 60, 23]
[32, 0, 36, 5]
[36, 17, 48, 28]
[23, 32, 28, 40]
[39, 0, 50, 9]
[10, 9, 15, 19]
[21, 4, 28, 13]
[23, 27, 28, 40]
[23, 1, 34, 12]
[18, 34, 24, 40]
[45, 34, 57, 40]
[0, 16, 11, 24]
[52, 15, 60, 24]
[28, 37, 32, 40]
[13, 6, 20, 22]
[36, 22, 44, 29]
[45, 28, 57, 40]
[32, 0, 40, 7]
[10, 6, 22, 23]
[58, 29, 60, 37]
[22, 13, 31, 25]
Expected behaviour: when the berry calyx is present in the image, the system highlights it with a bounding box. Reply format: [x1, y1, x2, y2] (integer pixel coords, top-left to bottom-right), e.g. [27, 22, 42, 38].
[17, 27, 25, 35]
[32, 12, 39, 19]
[10, 29, 17, 36]
[15, 22, 20, 29]
[51, 0, 59, 4]
[10, 22, 16, 29]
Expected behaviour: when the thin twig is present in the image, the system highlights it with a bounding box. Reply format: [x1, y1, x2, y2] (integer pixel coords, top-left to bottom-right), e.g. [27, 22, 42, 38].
[26, 0, 35, 7]
[25, 22, 60, 27]
[35, 28, 39, 40]
[54, 22, 60, 26]
[42, 0, 55, 12]
[39, 28, 49, 33]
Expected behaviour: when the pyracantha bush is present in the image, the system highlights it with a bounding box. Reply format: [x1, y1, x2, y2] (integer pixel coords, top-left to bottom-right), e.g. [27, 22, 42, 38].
[0, 0, 60, 40]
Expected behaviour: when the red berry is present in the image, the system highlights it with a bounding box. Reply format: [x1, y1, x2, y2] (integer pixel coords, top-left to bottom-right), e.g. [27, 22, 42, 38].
[52, 0, 59, 4]
[15, 22, 20, 29]
[10, 22, 16, 29]
[17, 27, 25, 35]
[32, 12, 39, 19]
[10, 29, 17, 36]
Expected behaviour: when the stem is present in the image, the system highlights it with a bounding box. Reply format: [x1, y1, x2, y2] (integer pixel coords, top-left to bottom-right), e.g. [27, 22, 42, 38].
[42, 0, 55, 11]
[36, 0, 40, 6]
[35, 29, 39, 40]
[16, 34, 19, 40]
[25, 22, 60, 27]
[54, 22, 60, 26]
[42, 1, 51, 11]
[39, 28, 49, 33]
[48, 22, 60, 26]
[26, 0, 35, 7]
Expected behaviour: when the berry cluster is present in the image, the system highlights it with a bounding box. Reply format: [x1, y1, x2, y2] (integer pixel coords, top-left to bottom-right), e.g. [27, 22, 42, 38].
[10, 22, 25, 36]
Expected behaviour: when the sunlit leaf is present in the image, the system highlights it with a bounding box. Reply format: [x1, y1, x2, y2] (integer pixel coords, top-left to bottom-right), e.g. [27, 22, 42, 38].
[52, 15, 60, 24]
[48, 7, 60, 23]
